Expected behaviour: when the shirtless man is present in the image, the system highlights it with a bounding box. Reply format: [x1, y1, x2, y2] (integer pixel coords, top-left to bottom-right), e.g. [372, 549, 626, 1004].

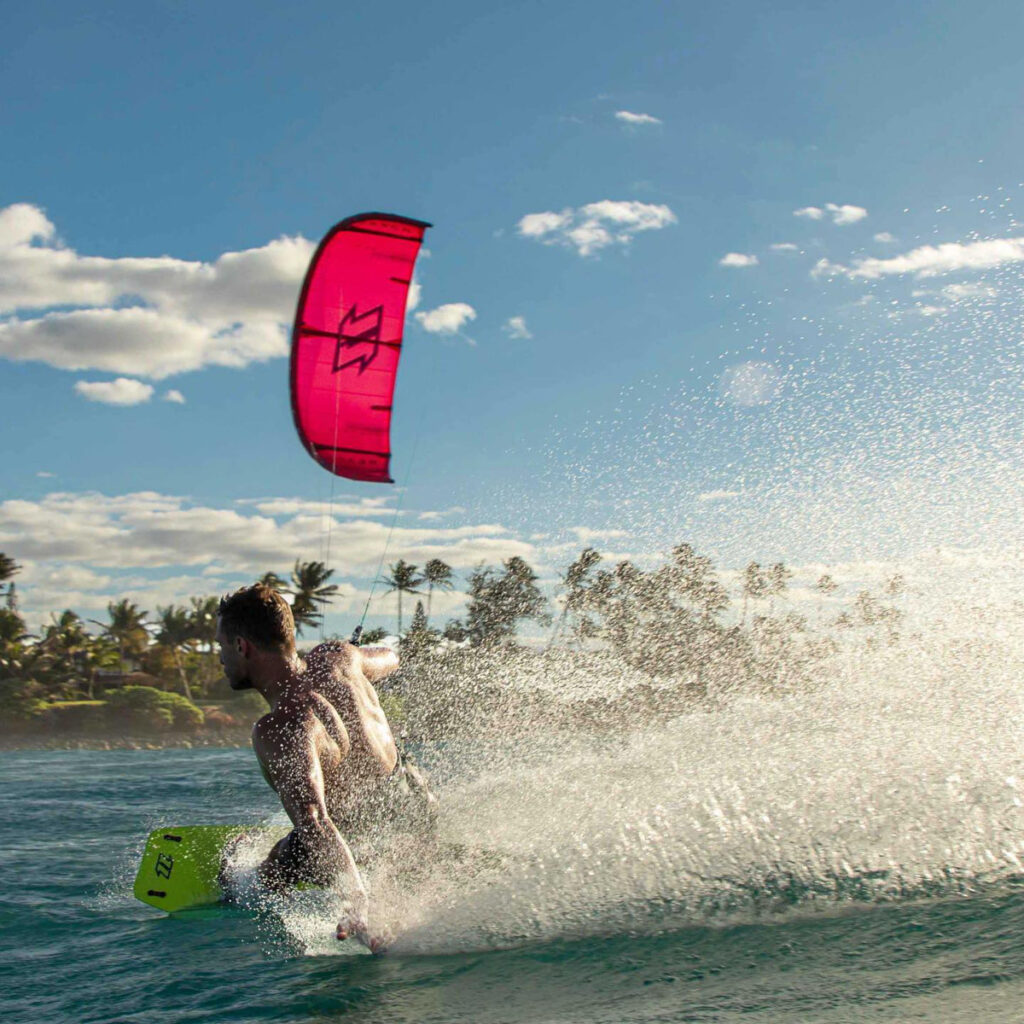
[215, 583, 403, 951]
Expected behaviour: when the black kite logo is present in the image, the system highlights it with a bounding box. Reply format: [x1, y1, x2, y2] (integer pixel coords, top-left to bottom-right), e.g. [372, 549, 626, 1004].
[333, 305, 384, 375]
[155, 853, 174, 879]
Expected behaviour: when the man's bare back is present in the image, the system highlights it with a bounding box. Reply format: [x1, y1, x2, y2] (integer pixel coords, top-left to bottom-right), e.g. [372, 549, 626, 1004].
[215, 587, 405, 951]
[250, 645, 404, 948]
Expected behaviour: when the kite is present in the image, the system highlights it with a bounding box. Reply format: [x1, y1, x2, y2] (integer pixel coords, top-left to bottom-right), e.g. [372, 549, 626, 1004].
[290, 212, 431, 483]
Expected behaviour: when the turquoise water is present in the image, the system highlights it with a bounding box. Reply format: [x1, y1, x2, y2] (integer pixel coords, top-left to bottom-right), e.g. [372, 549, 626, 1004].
[5, 655, 1024, 1024]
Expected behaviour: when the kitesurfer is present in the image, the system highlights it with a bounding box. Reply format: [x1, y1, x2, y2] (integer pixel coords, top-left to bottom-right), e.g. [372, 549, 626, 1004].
[215, 583, 430, 952]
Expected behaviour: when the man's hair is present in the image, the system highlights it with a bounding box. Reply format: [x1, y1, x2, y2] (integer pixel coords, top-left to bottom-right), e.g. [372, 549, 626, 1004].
[218, 584, 295, 653]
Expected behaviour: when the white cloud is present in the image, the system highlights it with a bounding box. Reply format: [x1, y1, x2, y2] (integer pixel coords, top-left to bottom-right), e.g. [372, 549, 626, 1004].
[240, 496, 398, 519]
[163, 389, 186, 404]
[1, 490, 541, 626]
[874, 232, 897, 243]
[0, 491, 532, 575]
[517, 210, 573, 238]
[793, 203, 867, 225]
[0, 308, 288, 379]
[36, 471, 55, 478]
[74, 377, 155, 406]
[0, 202, 314, 379]
[502, 316, 532, 339]
[940, 282, 998, 301]
[718, 252, 759, 268]
[697, 490, 742, 503]
[721, 361, 782, 407]
[414, 302, 477, 335]
[810, 258, 841, 279]
[817, 235, 1024, 280]
[517, 200, 676, 257]
[825, 203, 868, 225]
[418, 506, 467, 521]
[614, 110, 662, 126]
[570, 526, 630, 544]
[0, 202, 56, 248]
[770, 243, 799, 252]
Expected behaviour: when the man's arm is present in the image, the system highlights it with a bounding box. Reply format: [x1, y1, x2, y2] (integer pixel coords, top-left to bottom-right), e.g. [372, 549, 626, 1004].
[252, 717, 369, 925]
[357, 645, 399, 684]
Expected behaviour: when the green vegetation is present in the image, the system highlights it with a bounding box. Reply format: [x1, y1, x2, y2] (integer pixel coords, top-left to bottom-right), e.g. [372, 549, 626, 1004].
[0, 545, 907, 747]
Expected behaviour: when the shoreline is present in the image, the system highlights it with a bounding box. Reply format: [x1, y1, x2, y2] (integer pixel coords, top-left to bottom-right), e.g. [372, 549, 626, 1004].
[0, 730, 253, 752]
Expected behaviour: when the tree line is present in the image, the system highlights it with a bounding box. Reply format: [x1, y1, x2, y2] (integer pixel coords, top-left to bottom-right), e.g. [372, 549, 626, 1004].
[0, 544, 907, 740]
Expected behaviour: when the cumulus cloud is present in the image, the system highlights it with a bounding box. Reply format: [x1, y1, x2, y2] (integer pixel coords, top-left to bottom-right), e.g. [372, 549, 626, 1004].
[502, 316, 532, 339]
[815, 235, 1024, 280]
[1, 490, 540, 626]
[74, 377, 155, 406]
[518, 210, 573, 239]
[614, 110, 662, 126]
[718, 252, 759, 268]
[414, 302, 477, 335]
[418, 506, 468, 521]
[770, 243, 799, 252]
[0, 202, 315, 379]
[0, 491, 533, 574]
[163, 389, 186, 404]
[793, 203, 867, 225]
[36, 471, 55, 478]
[517, 200, 676, 257]
[239, 496, 398, 519]
[825, 203, 868, 225]
[874, 232, 897, 243]
[940, 282, 998, 301]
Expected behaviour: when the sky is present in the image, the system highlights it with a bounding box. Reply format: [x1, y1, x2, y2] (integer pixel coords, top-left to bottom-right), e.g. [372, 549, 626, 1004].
[2, 0, 1023, 635]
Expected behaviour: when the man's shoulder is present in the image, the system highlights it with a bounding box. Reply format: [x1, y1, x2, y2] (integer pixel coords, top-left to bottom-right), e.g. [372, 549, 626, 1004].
[307, 641, 358, 668]
[251, 698, 320, 746]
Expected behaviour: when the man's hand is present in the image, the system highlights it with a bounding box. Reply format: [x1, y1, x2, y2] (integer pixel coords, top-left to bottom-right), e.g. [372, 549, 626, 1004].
[336, 905, 391, 954]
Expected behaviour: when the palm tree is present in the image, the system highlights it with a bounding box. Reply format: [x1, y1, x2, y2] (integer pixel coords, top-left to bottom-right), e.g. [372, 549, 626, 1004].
[289, 560, 339, 636]
[38, 610, 95, 699]
[187, 595, 222, 696]
[551, 547, 601, 646]
[815, 573, 838, 618]
[383, 559, 424, 636]
[0, 553, 20, 601]
[767, 562, 793, 614]
[0, 606, 32, 678]
[741, 562, 769, 625]
[422, 559, 454, 625]
[257, 571, 288, 593]
[156, 604, 195, 701]
[189, 596, 220, 651]
[94, 599, 148, 673]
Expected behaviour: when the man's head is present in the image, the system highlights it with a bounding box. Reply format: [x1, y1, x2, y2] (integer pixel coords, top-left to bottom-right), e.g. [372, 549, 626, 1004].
[216, 584, 296, 690]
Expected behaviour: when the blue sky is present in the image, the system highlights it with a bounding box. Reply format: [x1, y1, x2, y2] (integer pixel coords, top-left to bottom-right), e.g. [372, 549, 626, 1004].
[2, 0, 1023, 634]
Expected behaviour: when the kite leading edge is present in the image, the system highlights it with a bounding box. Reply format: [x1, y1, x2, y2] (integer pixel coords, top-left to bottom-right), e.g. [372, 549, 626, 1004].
[290, 212, 431, 483]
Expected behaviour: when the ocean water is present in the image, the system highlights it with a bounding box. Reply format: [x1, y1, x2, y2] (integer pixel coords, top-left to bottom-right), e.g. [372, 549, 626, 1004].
[4, 627, 1024, 1024]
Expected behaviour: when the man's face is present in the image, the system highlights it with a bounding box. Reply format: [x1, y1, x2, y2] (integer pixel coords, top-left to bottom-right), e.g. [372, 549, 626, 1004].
[216, 615, 252, 690]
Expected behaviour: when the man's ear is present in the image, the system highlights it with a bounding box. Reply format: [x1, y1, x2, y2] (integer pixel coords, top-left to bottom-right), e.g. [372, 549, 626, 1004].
[235, 636, 249, 657]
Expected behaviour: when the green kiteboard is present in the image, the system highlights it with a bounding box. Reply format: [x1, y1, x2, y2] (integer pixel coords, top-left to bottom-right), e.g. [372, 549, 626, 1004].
[134, 825, 288, 913]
